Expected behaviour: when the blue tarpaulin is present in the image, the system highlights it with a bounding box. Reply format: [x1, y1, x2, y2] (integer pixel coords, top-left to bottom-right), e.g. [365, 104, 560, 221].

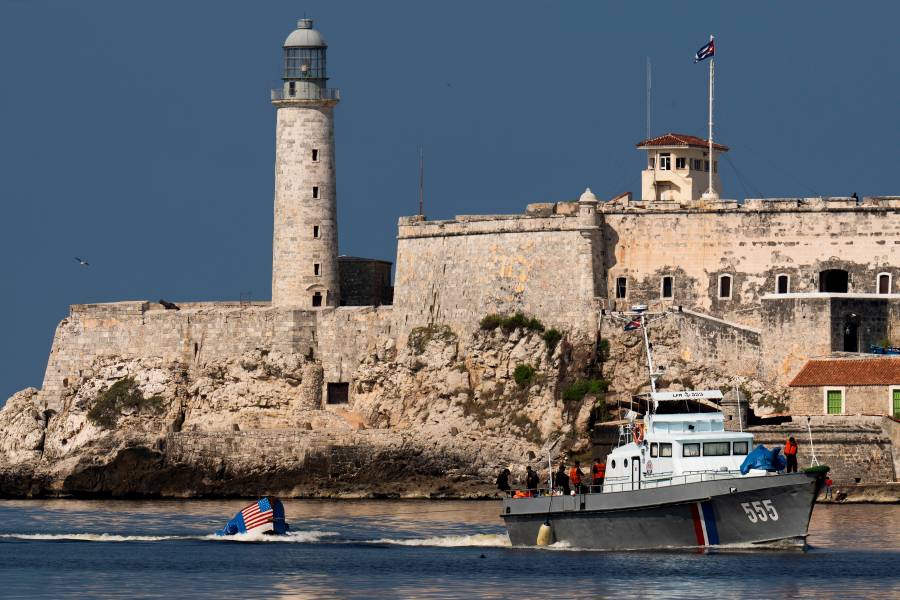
[739, 444, 786, 475]
[216, 497, 289, 536]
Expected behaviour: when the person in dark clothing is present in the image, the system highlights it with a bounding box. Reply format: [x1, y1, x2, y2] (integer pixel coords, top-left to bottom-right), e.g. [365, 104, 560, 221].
[496, 468, 511, 492]
[525, 465, 540, 494]
[554, 463, 570, 495]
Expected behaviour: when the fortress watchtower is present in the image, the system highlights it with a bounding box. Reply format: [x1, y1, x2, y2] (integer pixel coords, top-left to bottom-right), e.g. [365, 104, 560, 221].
[637, 133, 729, 203]
[271, 19, 340, 307]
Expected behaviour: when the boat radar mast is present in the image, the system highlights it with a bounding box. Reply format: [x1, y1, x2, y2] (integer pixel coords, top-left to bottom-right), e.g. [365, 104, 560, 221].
[611, 306, 723, 413]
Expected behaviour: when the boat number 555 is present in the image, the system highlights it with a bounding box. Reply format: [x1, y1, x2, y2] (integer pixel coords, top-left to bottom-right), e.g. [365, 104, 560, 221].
[741, 500, 779, 523]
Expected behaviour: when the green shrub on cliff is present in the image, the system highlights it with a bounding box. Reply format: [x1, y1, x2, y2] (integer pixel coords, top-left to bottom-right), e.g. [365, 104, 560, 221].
[513, 364, 536, 388]
[542, 328, 562, 352]
[87, 377, 164, 429]
[408, 324, 457, 355]
[480, 314, 502, 330]
[562, 378, 610, 403]
[480, 312, 546, 334]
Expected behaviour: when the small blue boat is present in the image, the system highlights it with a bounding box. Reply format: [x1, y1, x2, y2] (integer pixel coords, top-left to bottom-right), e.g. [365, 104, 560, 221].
[216, 497, 289, 536]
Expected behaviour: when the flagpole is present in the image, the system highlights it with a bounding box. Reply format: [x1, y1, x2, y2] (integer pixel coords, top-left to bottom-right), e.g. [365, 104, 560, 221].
[705, 35, 717, 199]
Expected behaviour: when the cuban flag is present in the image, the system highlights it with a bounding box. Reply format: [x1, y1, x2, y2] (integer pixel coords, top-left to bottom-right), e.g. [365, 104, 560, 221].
[694, 39, 715, 63]
[624, 320, 642, 331]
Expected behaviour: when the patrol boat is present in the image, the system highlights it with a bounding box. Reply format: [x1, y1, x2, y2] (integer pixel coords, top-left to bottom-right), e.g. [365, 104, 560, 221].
[501, 308, 827, 550]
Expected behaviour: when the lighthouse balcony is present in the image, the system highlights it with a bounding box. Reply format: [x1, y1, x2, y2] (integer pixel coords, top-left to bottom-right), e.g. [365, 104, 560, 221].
[271, 87, 340, 101]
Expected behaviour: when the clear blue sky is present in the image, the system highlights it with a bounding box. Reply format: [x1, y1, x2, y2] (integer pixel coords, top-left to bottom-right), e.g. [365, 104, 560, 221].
[1, 0, 898, 402]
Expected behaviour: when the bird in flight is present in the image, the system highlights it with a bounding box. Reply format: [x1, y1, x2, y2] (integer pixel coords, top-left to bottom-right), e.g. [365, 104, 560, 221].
[74, 257, 90, 267]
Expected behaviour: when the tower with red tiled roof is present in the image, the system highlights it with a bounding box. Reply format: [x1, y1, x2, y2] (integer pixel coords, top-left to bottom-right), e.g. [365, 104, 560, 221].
[637, 133, 729, 203]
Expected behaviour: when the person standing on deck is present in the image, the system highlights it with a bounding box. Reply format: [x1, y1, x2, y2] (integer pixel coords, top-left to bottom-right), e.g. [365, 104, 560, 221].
[592, 459, 606, 489]
[554, 464, 570, 495]
[496, 468, 511, 492]
[525, 466, 540, 495]
[569, 461, 584, 494]
[784, 437, 799, 473]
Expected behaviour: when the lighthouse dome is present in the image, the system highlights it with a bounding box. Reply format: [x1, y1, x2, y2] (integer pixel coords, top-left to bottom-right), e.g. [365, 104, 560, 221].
[284, 19, 327, 47]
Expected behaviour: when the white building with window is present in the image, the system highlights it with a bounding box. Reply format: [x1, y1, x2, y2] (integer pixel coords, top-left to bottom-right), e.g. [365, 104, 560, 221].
[637, 133, 728, 203]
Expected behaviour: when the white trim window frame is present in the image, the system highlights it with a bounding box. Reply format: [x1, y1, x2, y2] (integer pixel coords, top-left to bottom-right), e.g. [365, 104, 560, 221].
[776, 273, 791, 294]
[877, 272, 892, 294]
[890, 385, 900, 418]
[823, 387, 846, 416]
[717, 273, 733, 300]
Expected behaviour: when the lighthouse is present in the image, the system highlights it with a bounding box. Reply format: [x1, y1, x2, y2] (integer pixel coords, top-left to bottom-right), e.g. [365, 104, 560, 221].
[271, 19, 340, 307]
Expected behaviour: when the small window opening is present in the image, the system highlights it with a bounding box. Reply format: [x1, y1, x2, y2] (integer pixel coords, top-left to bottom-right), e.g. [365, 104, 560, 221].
[692, 159, 702, 170]
[311, 148, 319, 162]
[62, 378, 69, 388]
[650, 443, 659, 458]
[312, 292, 322, 307]
[662, 276, 673, 299]
[327, 382, 350, 405]
[675, 157, 686, 169]
[718, 274, 732, 299]
[659, 153, 671, 170]
[648, 157, 655, 169]
[713, 161, 718, 173]
[777, 274, 790, 294]
[660, 443, 672, 457]
[683, 443, 701, 457]
[313, 225, 320, 238]
[314, 263, 321, 276]
[733, 441, 749, 455]
[615, 277, 627, 299]
[288, 81, 296, 97]
[312, 186, 319, 198]
[704, 160, 710, 172]
[193, 342, 199, 358]
[878, 273, 891, 294]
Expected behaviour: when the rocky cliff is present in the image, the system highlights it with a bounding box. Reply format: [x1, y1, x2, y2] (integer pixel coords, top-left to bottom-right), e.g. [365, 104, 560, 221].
[0, 325, 600, 498]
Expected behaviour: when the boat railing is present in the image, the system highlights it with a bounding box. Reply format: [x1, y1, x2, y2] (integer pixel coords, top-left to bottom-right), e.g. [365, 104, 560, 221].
[505, 469, 750, 498]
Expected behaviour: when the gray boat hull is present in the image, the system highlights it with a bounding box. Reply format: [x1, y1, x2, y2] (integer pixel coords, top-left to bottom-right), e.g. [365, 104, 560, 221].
[502, 472, 821, 550]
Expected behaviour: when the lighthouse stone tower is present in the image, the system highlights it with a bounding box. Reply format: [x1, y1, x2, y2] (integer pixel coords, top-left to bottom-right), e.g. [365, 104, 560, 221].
[271, 19, 340, 308]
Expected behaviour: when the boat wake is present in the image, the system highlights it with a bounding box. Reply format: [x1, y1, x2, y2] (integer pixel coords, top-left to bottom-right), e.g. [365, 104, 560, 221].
[0, 531, 340, 544]
[366, 533, 511, 548]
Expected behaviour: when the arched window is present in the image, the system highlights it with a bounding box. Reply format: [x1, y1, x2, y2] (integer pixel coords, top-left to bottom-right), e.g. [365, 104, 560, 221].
[776, 274, 790, 294]
[878, 273, 892, 294]
[718, 274, 732, 299]
[819, 269, 849, 293]
[312, 291, 323, 307]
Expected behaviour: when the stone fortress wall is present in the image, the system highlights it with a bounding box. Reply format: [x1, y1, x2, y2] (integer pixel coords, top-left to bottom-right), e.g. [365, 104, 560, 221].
[392, 198, 604, 345]
[604, 196, 900, 327]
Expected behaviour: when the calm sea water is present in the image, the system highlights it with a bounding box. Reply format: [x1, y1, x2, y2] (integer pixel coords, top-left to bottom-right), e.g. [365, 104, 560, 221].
[0, 499, 896, 599]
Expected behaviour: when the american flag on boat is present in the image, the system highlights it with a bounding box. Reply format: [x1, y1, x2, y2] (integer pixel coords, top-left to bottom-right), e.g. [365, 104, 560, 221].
[241, 497, 274, 532]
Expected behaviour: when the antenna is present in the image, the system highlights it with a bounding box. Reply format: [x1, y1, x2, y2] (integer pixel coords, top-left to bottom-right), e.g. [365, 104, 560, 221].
[418, 146, 424, 217]
[646, 57, 652, 139]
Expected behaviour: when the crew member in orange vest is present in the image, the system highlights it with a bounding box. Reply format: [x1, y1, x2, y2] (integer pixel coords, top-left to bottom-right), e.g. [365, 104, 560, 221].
[569, 461, 584, 494]
[784, 436, 799, 473]
[592, 458, 606, 489]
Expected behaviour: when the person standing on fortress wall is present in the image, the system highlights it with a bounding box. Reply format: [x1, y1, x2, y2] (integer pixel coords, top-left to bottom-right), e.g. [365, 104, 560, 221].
[824, 476, 834, 500]
[496, 468, 511, 493]
[784, 437, 799, 473]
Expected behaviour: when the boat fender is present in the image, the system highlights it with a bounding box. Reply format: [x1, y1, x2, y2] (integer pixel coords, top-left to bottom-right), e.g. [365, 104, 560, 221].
[536, 522, 553, 546]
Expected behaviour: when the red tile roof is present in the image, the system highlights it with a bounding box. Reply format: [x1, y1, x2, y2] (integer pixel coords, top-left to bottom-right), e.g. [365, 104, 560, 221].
[636, 133, 729, 152]
[789, 357, 900, 387]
